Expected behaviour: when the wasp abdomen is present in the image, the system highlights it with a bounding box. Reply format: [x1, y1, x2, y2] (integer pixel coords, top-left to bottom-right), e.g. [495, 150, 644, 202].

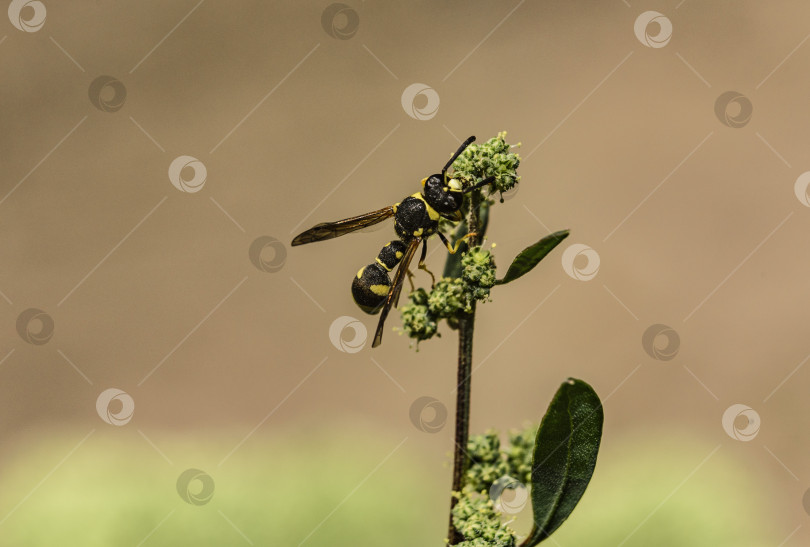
[351, 240, 408, 314]
[352, 263, 391, 314]
[376, 240, 407, 270]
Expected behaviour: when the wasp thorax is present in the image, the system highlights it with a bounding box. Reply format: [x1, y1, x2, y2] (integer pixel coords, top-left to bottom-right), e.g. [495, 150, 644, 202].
[394, 195, 439, 240]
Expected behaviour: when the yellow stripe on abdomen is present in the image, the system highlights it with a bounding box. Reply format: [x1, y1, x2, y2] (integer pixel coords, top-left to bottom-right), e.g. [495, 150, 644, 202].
[370, 284, 390, 296]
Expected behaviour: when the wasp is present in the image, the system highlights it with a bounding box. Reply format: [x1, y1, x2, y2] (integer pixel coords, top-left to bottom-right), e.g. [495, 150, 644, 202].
[291, 136, 493, 347]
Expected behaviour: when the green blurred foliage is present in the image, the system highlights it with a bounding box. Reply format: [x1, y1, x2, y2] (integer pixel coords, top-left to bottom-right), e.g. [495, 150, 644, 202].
[0, 428, 779, 546]
[0, 427, 440, 546]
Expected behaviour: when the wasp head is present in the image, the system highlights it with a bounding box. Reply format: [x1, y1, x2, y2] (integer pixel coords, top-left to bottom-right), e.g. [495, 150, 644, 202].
[422, 174, 464, 215]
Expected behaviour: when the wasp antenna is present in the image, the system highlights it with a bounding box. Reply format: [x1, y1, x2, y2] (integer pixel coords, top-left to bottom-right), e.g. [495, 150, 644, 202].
[442, 136, 476, 178]
[463, 175, 496, 194]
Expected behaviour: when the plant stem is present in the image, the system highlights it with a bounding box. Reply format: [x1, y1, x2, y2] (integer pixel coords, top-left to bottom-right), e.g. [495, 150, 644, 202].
[447, 190, 483, 545]
[447, 307, 475, 544]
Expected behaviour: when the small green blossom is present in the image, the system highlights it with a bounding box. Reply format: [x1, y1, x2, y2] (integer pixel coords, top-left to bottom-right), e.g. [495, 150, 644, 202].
[399, 247, 497, 347]
[450, 425, 538, 546]
[409, 286, 430, 306]
[452, 493, 516, 547]
[465, 430, 508, 492]
[468, 430, 502, 463]
[399, 288, 438, 343]
[506, 426, 536, 485]
[428, 277, 468, 317]
[451, 131, 521, 199]
[462, 247, 497, 304]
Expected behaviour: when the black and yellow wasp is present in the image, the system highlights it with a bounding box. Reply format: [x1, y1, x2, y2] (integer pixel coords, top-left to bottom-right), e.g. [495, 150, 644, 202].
[291, 136, 493, 348]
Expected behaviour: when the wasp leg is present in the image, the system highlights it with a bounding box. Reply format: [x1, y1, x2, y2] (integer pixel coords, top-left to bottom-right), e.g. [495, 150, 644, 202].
[417, 239, 436, 288]
[437, 231, 478, 254]
[406, 269, 416, 293]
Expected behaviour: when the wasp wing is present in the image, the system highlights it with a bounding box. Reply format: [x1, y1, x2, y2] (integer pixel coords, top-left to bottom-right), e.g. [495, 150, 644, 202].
[372, 237, 421, 348]
[291, 206, 395, 246]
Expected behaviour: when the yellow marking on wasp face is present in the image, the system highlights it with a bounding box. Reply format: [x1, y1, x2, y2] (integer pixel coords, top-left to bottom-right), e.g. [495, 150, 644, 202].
[376, 257, 392, 271]
[413, 227, 423, 236]
[395, 251, 403, 259]
[357, 267, 365, 279]
[393, 202, 399, 213]
[421, 177, 427, 186]
[370, 284, 390, 296]
[411, 192, 440, 221]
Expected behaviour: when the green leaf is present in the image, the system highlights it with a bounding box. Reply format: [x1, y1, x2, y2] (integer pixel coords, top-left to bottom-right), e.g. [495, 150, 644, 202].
[522, 378, 603, 546]
[497, 230, 569, 285]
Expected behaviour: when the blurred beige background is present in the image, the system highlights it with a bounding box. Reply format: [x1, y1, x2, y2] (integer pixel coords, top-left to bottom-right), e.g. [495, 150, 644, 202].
[1, 1, 809, 545]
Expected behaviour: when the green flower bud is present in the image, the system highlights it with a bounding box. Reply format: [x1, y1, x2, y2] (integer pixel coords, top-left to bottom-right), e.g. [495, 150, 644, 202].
[428, 277, 468, 317]
[452, 492, 516, 547]
[399, 289, 438, 343]
[450, 425, 542, 545]
[468, 430, 502, 463]
[464, 430, 508, 492]
[506, 425, 537, 485]
[462, 247, 497, 304]
[451, 131, 521, 199]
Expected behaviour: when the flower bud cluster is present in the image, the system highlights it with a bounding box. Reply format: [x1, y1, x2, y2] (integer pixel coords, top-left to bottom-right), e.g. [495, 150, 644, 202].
[399, 248, 497, 347]
[451, 424, 538, 546]
[451, 131, 521, 198]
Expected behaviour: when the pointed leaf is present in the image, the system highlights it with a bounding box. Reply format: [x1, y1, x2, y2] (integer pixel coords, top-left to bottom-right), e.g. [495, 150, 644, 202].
[522, 378, 603, 546]
[497, 230, 569, 285]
